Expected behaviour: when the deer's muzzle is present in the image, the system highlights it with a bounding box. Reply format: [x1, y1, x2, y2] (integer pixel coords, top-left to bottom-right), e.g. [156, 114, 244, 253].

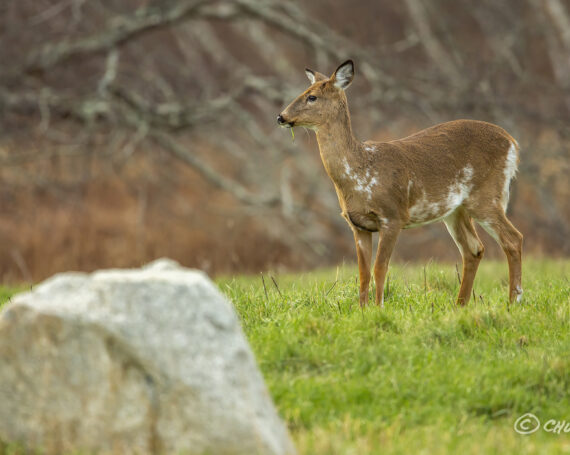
[277, 114, 293, 127]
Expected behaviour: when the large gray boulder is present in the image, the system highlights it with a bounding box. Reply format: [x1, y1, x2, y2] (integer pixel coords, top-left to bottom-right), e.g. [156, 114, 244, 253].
[0, 259, 295, 455]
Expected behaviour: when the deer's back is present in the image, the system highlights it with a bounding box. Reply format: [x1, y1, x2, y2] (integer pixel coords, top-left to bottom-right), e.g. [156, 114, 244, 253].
[392, 119, 514, 165]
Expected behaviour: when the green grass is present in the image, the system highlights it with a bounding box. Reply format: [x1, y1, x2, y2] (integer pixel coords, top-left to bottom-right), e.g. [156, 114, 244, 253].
[217, 259, 570, 454]
[1, 260, 568, 454]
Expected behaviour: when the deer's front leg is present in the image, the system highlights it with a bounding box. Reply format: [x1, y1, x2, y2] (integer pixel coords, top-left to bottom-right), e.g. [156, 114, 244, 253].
[374, 224, 401, 307]
[353, 229, 372, 307]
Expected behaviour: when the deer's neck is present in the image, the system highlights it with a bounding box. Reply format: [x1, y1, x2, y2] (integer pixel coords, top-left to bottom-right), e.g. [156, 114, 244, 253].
[316, 107, 359, 185]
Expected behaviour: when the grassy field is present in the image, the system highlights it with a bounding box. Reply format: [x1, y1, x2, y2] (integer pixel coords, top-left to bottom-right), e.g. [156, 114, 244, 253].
[1, 259, 569, 454]
[218, 259, 570, 454]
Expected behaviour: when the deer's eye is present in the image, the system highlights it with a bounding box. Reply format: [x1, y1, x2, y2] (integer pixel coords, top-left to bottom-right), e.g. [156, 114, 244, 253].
[307, 95, 317, 102]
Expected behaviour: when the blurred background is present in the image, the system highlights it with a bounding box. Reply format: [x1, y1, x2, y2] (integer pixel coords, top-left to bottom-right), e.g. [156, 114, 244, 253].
[0, 0, 569, 282]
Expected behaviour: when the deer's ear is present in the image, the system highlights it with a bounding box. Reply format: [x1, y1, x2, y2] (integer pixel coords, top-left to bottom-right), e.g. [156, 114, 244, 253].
[305, 68, 317, 84]
[305, 68, 327, 85]
[332, 60, 354, 90]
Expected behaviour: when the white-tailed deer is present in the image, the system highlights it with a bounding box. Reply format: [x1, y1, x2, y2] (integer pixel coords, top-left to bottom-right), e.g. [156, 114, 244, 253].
[278, 60, 523, 307]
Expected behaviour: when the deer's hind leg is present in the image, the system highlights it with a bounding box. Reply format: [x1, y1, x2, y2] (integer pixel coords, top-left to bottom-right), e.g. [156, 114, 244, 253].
[477, 209, 523, 302]
[444, 208, 485, 306]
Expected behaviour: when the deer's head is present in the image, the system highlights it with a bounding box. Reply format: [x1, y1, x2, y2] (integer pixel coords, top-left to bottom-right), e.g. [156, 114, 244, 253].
[277, 60, 354, 130]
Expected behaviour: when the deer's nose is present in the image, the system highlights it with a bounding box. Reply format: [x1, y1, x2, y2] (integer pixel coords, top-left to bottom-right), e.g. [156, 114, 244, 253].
[277, 114, 286, 125]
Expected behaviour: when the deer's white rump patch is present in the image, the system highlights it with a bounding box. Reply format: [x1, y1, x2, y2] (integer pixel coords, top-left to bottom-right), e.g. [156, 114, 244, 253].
[502, 141, 518, 211]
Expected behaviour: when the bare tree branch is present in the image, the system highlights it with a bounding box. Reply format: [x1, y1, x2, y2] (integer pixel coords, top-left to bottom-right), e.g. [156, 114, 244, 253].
[148, 129, 279, 207]
[25, 0, 209, 72]
[403, 0, 462, 83]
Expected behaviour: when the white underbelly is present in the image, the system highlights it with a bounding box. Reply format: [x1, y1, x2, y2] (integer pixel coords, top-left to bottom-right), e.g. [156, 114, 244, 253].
[405, 206, 456, 229]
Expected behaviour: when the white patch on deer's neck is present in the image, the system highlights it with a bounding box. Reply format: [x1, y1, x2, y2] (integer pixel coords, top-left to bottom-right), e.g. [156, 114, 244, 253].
[407, 165, 474, 227]
[341, 157, 379, 201]
[502, 142, 518, 211]
[364, 145, 375, 152]
[343, 157, 352, 178]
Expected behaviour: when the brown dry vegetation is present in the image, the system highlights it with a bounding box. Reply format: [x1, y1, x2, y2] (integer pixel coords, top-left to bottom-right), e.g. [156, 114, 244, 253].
[0, 0, 569, 282]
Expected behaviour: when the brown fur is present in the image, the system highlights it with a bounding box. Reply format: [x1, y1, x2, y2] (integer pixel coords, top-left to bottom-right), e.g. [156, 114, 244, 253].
[279, 60, 523, 307]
